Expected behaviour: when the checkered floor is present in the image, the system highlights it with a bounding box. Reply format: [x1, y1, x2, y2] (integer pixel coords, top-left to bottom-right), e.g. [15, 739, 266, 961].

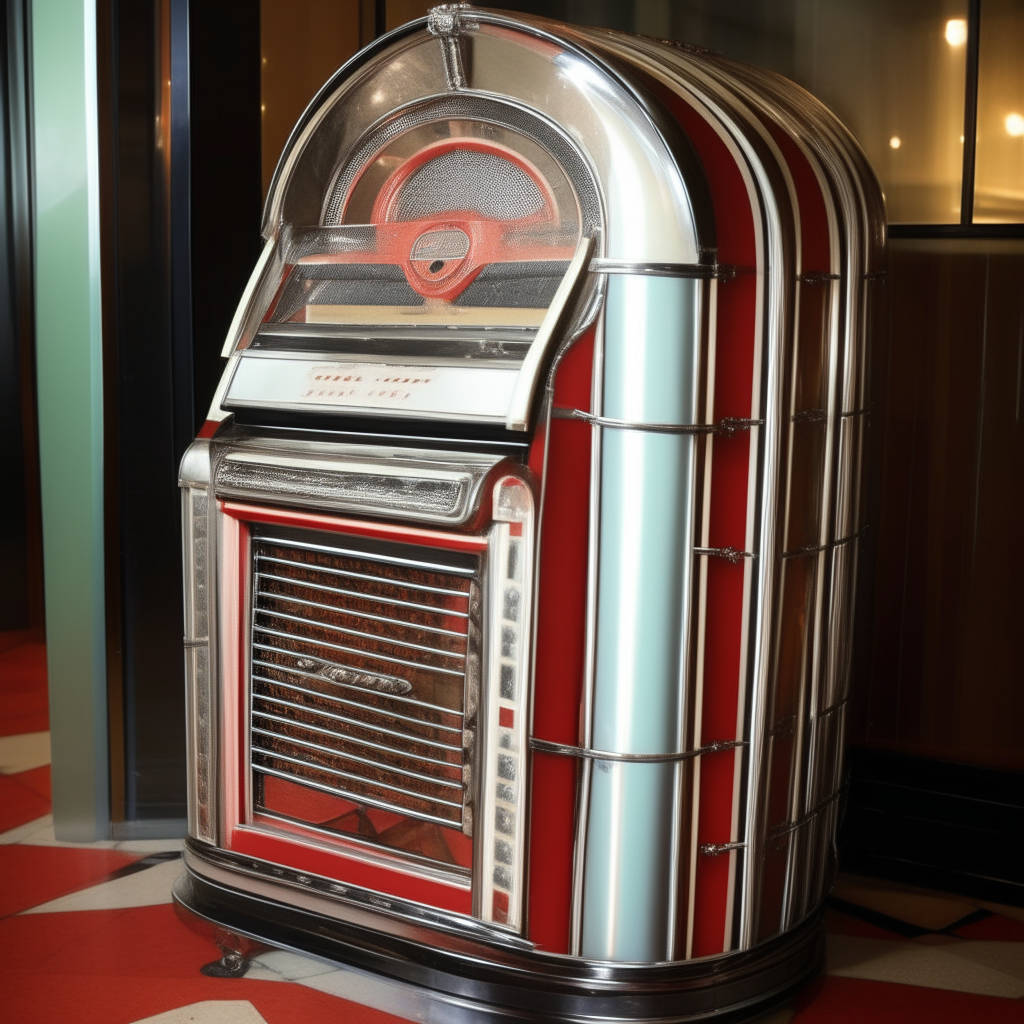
[3, 636, 1022, 1023]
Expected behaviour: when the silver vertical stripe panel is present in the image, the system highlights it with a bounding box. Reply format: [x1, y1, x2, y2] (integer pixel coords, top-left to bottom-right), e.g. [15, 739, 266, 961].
[582, 275, 699, 962]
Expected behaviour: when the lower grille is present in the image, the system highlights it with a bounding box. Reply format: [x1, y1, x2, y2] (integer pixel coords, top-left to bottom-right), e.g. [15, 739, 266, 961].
[249, 529, 480, 863]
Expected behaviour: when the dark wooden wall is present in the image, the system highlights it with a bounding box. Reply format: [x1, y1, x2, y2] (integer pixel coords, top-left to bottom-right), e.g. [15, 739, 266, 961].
[852, 239, 1024, 773]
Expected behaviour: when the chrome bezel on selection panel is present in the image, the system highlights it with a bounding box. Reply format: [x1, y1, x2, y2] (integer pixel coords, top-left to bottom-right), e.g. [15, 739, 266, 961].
[478, 475, 535, 932]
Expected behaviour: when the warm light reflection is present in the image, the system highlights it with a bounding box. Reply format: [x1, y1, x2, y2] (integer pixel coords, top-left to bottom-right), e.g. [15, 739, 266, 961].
[889, 136, 902, 149]
[945, 18, 968, 46]
[1006, 113, 1024, 137]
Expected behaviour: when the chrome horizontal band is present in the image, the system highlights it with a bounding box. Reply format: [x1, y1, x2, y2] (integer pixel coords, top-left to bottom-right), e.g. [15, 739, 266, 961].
[590, 258, 717, 278]
[694, 546, 755, 564]
[183, 637, 209, 648]
[700, 841, 747, 856]
[781, 526, 867, 559]
[551, 407, 764, 437]
[768, 789, 844, 841]
[530, 737, 745, 763]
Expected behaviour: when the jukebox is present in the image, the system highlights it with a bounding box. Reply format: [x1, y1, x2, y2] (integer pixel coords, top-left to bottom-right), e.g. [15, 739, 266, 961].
[175, 6, 884, 1020]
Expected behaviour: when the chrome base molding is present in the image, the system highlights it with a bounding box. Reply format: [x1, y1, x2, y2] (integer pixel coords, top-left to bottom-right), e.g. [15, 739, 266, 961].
[174, 839, 823, 1022]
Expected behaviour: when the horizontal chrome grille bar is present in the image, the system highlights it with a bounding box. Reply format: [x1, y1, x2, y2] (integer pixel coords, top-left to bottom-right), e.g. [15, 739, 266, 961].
[251, 654, 463, 724]
[255, 607, 467, 660]
[254, 625, 467, 678]
[252, 674, 463, 744]
[252, 693, 463, 761]
[250, 532, 477, 850]
[256, 574, 469, 634]
[251, 738, 465, 806]
[253, 764, 459, 829]
[258, 535, 476, 580]
[255, 566, 470, 617]
[258, 553, 472, 600]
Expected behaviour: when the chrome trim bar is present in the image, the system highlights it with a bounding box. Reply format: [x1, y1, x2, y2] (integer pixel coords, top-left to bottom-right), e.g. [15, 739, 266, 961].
[254, 626, 467, 678]
[693, 547, 756, 564]
[700, 841, 748, 856]
[590, 258, 716, 278]
[530, 738, 745, 763]
[551, 407, 764, 436]
[505, 234, 596, 432]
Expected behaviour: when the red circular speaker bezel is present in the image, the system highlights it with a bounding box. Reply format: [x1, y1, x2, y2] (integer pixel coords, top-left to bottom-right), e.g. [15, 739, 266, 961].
[362, 137, 561, 302]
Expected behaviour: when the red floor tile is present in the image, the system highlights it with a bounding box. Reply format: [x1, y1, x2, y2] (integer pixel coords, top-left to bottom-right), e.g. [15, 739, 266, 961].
[0, 844, 141, 917]
[0, 640, 49, 737]
[0, 903, 406, 1024]
[791, 975, 1024, 1024]
[0, 767, 52, 834]
[954, 912, 1024, 941]
[822, 905, 911, 941]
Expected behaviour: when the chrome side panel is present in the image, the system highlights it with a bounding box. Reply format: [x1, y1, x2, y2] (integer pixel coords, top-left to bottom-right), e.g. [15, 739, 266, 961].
[581, 275, 700, 961]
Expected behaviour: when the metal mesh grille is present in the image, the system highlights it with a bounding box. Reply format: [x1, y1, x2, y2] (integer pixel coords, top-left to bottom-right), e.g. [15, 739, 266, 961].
[392, 149, 546, 222]
[250, 534, 478, 837]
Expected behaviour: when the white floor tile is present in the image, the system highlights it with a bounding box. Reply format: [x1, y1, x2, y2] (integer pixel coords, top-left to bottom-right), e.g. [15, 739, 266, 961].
[0, 814, 59, 845]
[0, 813, 182, 853]
[254, 948, 339, 981]
[130, 1000, 268, 1024]
[0, 730, 51, 773]
[826, 934, 1024, 999]
[22, 857, 181, 914]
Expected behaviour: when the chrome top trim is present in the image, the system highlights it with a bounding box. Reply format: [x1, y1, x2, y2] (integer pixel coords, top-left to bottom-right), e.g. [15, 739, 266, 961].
[210, 434, 503, 528]
[179, 438, 212, 489]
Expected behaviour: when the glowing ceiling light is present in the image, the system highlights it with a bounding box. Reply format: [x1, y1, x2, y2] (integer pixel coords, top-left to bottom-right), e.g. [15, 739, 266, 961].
[889, 136, 902, 149]
[1006, 113, 1024, 137]
[945, 18, 967, 46]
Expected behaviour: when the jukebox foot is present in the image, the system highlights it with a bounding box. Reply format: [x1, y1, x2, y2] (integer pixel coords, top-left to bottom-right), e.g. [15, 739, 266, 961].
[173, 893, 270, 980]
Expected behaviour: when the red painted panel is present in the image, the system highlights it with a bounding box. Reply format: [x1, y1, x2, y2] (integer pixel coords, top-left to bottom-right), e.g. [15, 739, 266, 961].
[766, 124, 832, 275]
[230, 826, 472, 913]
[660, 88, 760, 957]
[526, 330, 594, 953]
